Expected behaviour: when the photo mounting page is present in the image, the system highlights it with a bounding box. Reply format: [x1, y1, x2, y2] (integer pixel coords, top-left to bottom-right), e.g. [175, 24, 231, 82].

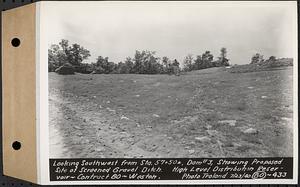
[38, 1, 298, 185]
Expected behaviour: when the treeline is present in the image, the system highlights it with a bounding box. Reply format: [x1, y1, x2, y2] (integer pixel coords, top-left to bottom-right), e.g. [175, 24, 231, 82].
[182, 48, 229, 72]
[91, 51, 180, 75]
[48, 39, 230, 75]
[250, 53, 293, 67]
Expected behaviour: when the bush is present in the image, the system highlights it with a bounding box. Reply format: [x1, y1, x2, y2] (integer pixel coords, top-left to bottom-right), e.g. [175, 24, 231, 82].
[55, 63, 75, 75]
[91, 66, 105, 74]
[74, 64, 94, 74]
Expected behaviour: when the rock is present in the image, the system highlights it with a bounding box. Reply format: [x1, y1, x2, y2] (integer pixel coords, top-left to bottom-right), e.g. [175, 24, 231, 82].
[195, 136, 211, 143]
[153, 114, 160, 118]
[121, 115, 130, 120]
[218, 120, 237, 127]
[74, 125, 83, 130]
[99, 105, 103, 109]
[261, 96, 268, 99]
[188, 149, 195, 154]
[55, 63, 75, 75]
[93, 96, 97, 98]
[95, 147, 104, 152]
[135, 95, 140, 97]
[243, 128, 258, 134]
[107, 101, 111, 104]
[107, 108, 116, 113]
[247, 86, 254, 89]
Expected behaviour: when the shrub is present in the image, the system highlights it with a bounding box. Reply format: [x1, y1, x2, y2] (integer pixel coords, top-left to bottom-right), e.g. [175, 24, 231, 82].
[55, 63, 75, 75]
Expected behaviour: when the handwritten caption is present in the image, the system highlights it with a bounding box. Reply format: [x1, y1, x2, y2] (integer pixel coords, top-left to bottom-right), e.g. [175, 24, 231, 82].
[50, 158, 292, 181]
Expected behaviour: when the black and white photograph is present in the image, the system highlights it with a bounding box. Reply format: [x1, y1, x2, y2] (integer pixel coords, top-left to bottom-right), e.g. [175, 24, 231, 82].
[47, 1, 296, 160]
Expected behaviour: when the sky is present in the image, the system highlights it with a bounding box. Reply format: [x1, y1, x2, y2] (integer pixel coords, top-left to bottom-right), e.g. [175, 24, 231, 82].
[42, 1, 297, 65]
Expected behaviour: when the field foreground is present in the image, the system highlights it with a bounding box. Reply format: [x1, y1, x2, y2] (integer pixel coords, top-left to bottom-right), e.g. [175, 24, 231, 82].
[49, 67, 294, 158]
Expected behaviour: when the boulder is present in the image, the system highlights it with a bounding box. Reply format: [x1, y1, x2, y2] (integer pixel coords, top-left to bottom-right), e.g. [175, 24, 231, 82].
[121, 115, 130, 120]
[243, 128, 258, 134]
[153, 114, 160, 118]
[55, 63, 75, 75]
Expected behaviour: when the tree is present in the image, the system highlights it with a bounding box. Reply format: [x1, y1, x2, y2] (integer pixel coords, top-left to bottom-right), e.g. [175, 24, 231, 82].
[172, 59, 180, 67]
[217, 47, 229, 66]
[48, 44, 60, 71]
[48, 39, 91, 72]
[132, 50, 143, 73]
[162, 56, 181, 74]
[251, 53, 264, 64]
[194, 55, 203, 70]
[183, 54, 194, 71]
[172, 59, 180, 75]
[59, 39, 70, 56]
[162, 56, 171, 74]
[114, 57, 135, 74]
[162, 56, 170, 67]
[124, 57, 134, 73]
[68, 43, 91, 66]
[132, 50, 160, 74]
[95, 56, 116, 74]
[116, 62, 127, 74]
[201, 51, 214, 69]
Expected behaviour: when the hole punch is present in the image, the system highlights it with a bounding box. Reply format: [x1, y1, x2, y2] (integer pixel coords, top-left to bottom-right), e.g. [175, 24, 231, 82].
[12, 141, 21, 150]
[11, 38, 21, 47]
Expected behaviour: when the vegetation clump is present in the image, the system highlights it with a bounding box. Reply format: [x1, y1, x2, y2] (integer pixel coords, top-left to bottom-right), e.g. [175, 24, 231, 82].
[55, 63, 75, 75]
[229, 53, 293, 73]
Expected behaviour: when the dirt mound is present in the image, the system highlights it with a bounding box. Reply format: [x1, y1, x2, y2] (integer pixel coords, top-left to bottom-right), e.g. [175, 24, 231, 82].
[55, 63, 75, 75]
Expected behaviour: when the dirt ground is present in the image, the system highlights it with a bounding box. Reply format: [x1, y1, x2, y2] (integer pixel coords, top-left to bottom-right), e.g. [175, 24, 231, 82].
[49, 66, 294, 158]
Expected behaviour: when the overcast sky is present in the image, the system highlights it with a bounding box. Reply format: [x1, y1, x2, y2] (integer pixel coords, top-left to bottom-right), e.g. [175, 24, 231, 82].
[43, 1, 297, 65]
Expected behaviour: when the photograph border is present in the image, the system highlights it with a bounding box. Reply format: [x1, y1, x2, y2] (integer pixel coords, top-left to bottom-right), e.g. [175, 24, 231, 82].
[36, 1, 298, 185]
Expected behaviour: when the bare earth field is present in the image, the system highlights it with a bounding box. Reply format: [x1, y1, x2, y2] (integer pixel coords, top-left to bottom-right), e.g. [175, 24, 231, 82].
[49, 67, 294, 158]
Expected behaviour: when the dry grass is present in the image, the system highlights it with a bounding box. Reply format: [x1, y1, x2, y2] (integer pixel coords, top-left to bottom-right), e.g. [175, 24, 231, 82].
[49, 66, 294, 158]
